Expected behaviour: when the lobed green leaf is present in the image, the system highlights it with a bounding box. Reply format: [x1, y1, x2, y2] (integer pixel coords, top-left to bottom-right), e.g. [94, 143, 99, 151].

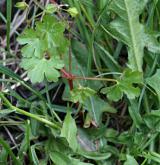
[101, 69, 143, 101]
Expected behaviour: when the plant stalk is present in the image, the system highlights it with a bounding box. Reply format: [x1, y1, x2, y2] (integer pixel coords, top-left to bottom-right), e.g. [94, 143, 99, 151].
[0, 92, 61, 129]
[61, 68, 117, 83]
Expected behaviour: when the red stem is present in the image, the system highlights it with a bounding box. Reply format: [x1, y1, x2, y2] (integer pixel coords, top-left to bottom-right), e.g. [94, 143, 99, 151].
[61, 68, 74, 90]
[61, 68, 79, 107]
[50, 0, 56, 4]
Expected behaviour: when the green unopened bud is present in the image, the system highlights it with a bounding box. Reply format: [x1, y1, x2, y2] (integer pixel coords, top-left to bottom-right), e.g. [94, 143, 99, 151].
[67, 7, 78, 17]
[15, 2, 29, 10]
[45, 4, 58, 14]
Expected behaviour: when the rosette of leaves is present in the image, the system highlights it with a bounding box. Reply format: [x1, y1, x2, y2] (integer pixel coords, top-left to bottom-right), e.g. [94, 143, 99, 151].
[101, 69, 143, 101]
[18, 15, 69, 83]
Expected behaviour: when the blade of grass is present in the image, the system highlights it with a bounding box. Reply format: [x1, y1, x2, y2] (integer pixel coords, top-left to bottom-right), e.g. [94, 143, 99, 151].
[6, 0, 12, 52]
[0, 138, 21, 165]
[95, 42, 121, 72]
[45, 80, 62, 123]
[0, 11, 7, 23]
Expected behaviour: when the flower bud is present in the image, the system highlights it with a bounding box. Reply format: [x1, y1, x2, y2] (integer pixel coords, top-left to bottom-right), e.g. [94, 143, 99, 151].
[67, 7, 78, 17]
[15, 2, 29, 10]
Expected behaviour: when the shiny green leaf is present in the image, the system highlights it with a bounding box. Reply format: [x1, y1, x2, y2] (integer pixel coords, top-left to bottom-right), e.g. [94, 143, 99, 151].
[60, 111, 78, 152]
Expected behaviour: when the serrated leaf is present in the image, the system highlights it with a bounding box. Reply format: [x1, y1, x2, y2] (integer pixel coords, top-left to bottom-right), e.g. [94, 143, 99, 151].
[70, 86, 96, 104]
[107, 0, 160, 71]
[18, 29, 46, 58]
[18, 15, 69, 83]
[146, 69, 160, 101]
[101, 69, 143, 101]
[60, 111, 78, 152]
[18, 15, 68, 58]
[21, 54, 64, 83]
[36, 15, 69, 53]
